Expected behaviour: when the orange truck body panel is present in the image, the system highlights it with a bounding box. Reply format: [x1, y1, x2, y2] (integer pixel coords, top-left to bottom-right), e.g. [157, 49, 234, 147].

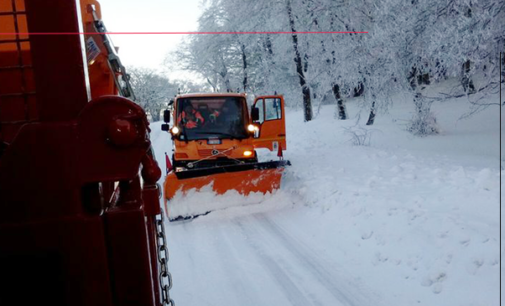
[173, 137, 255, 161]
[252, 95, 287, 151]
[0, 0, 35, 143]
[0, 0, 115, 144]
[80, 0, 118, 99]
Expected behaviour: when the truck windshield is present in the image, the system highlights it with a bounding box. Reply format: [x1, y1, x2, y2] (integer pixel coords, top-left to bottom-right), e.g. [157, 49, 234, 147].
[176, 97, 248, 140]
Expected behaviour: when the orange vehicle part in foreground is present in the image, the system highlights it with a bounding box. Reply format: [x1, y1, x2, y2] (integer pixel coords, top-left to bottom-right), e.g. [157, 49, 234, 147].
[0, 1, 167, 305]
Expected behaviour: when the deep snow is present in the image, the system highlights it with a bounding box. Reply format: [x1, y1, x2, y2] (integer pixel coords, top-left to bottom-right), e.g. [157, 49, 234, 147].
[150, 89, 501, 306]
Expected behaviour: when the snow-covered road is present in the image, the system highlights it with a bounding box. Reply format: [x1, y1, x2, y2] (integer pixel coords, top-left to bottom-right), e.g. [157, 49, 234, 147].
[150, 123, 379, 306]
[163, 211, 378, 306]
[149, 92, 501, 306]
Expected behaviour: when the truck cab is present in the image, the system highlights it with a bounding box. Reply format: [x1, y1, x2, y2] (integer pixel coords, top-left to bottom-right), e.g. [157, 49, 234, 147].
[162, 93, 286, 172]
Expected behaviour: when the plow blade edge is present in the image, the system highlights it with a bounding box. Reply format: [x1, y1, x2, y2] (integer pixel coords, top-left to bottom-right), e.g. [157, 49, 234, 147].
[163, 160, 290, 220]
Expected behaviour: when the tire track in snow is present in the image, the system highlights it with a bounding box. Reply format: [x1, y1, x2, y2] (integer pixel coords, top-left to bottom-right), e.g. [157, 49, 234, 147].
[213, 224, 266, 305]
[233, 218, 315, 306]
[252, 213, 375, 306]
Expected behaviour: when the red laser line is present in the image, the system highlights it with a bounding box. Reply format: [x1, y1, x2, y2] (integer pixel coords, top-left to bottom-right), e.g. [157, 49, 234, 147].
[0, 31, 368, 35]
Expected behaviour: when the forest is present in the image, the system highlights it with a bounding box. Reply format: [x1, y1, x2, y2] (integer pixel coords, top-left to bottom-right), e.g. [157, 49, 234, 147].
[130, 0, 504, 135]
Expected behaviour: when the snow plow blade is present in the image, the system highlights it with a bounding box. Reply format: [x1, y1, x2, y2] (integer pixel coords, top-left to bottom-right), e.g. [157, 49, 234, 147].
[163, 160, 290, 221]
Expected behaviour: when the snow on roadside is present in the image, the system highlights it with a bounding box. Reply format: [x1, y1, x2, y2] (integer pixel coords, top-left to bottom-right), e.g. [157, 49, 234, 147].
[150, 90, 501, 306]
[277, 93, 501, 306]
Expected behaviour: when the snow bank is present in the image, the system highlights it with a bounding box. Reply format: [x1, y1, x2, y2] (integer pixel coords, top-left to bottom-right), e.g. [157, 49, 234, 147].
[277, 93, 501, 305]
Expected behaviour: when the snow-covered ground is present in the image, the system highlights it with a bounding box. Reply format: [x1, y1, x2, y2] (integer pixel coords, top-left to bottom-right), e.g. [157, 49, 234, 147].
[150, 90, 501, 306]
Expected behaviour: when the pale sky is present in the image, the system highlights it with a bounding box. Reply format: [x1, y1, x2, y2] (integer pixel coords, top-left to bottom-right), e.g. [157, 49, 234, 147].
[99, 0, 203, 81]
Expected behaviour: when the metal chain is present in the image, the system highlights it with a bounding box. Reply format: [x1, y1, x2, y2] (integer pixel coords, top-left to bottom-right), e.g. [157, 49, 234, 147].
[156, 210, 175, 306]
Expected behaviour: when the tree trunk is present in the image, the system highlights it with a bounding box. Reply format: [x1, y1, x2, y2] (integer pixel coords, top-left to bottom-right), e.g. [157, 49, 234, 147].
[220, 71, 231, 92]
[286, 0, 312, 121]
[366, 101, 376, 125]
[152, 110, 161, 122]
[461, 60, 475, 94]
[332, 83, 347, 120]
[206, 78, 217, 92]
[265, 35, 274, 56]
[408, 93, 438, 136]
[241, 44, 248, 92]
[354, 82, 364, 97]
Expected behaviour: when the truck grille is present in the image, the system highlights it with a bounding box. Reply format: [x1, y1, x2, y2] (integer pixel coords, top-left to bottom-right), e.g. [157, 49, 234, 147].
[198, 149, 232, 157]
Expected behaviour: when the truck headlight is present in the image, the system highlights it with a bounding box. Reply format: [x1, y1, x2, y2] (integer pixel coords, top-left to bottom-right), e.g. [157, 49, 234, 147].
[171, 126, 180, 135]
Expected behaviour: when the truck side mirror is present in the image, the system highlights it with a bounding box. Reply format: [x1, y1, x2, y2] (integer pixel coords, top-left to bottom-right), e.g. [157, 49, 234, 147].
[163, 109, 170, 123]
[251, 107, 259, 121]
[161, 124, 170, 132]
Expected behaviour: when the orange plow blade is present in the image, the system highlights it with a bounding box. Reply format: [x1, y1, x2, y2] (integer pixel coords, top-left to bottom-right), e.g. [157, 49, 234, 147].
[163, 161, 290, 221]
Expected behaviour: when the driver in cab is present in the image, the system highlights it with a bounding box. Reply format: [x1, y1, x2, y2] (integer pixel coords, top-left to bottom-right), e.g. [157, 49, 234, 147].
[178, 103, 204, 129]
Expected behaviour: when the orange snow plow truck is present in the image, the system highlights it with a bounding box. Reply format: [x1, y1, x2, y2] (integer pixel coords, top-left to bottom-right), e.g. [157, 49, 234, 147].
[161, 93, 291, 220]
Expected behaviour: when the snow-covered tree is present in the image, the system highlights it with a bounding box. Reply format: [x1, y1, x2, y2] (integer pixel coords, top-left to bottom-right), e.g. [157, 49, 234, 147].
[129, 67, 177, 121]
[166, 0, 505, 131]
